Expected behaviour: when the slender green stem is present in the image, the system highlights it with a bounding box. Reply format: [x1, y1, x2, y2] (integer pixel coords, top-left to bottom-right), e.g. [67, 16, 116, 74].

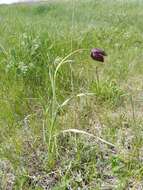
[96, 66, 99, 84]
[48, 48, 89, 152]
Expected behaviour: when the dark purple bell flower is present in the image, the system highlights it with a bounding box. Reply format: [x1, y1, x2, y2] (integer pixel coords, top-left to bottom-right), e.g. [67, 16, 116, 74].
[91, 48, 107, 62]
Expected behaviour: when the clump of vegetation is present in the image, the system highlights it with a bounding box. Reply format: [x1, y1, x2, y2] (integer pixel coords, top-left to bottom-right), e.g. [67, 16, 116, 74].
[91, 80, 125, 107]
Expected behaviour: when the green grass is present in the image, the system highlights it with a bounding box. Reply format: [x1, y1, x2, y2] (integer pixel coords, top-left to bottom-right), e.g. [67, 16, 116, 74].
[0, 0, 143, 189]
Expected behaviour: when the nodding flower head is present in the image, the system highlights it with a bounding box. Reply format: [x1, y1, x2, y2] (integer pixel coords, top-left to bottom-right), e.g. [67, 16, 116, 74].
[91, 48, 107, 62]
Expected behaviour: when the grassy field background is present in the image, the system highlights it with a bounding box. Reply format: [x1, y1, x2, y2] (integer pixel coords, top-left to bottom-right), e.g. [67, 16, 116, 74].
[0, 0, 143, 189]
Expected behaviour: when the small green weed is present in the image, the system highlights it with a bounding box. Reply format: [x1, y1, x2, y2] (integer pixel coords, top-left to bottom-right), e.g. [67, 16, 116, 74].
[91, 80, 125, 107]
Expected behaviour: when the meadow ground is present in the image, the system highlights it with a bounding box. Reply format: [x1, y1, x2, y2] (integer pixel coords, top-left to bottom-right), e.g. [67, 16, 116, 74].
[0, 0, 143, 189]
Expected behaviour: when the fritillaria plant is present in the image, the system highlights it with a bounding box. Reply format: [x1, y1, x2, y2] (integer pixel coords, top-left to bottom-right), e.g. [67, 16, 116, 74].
[91, 48, 107, 83]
